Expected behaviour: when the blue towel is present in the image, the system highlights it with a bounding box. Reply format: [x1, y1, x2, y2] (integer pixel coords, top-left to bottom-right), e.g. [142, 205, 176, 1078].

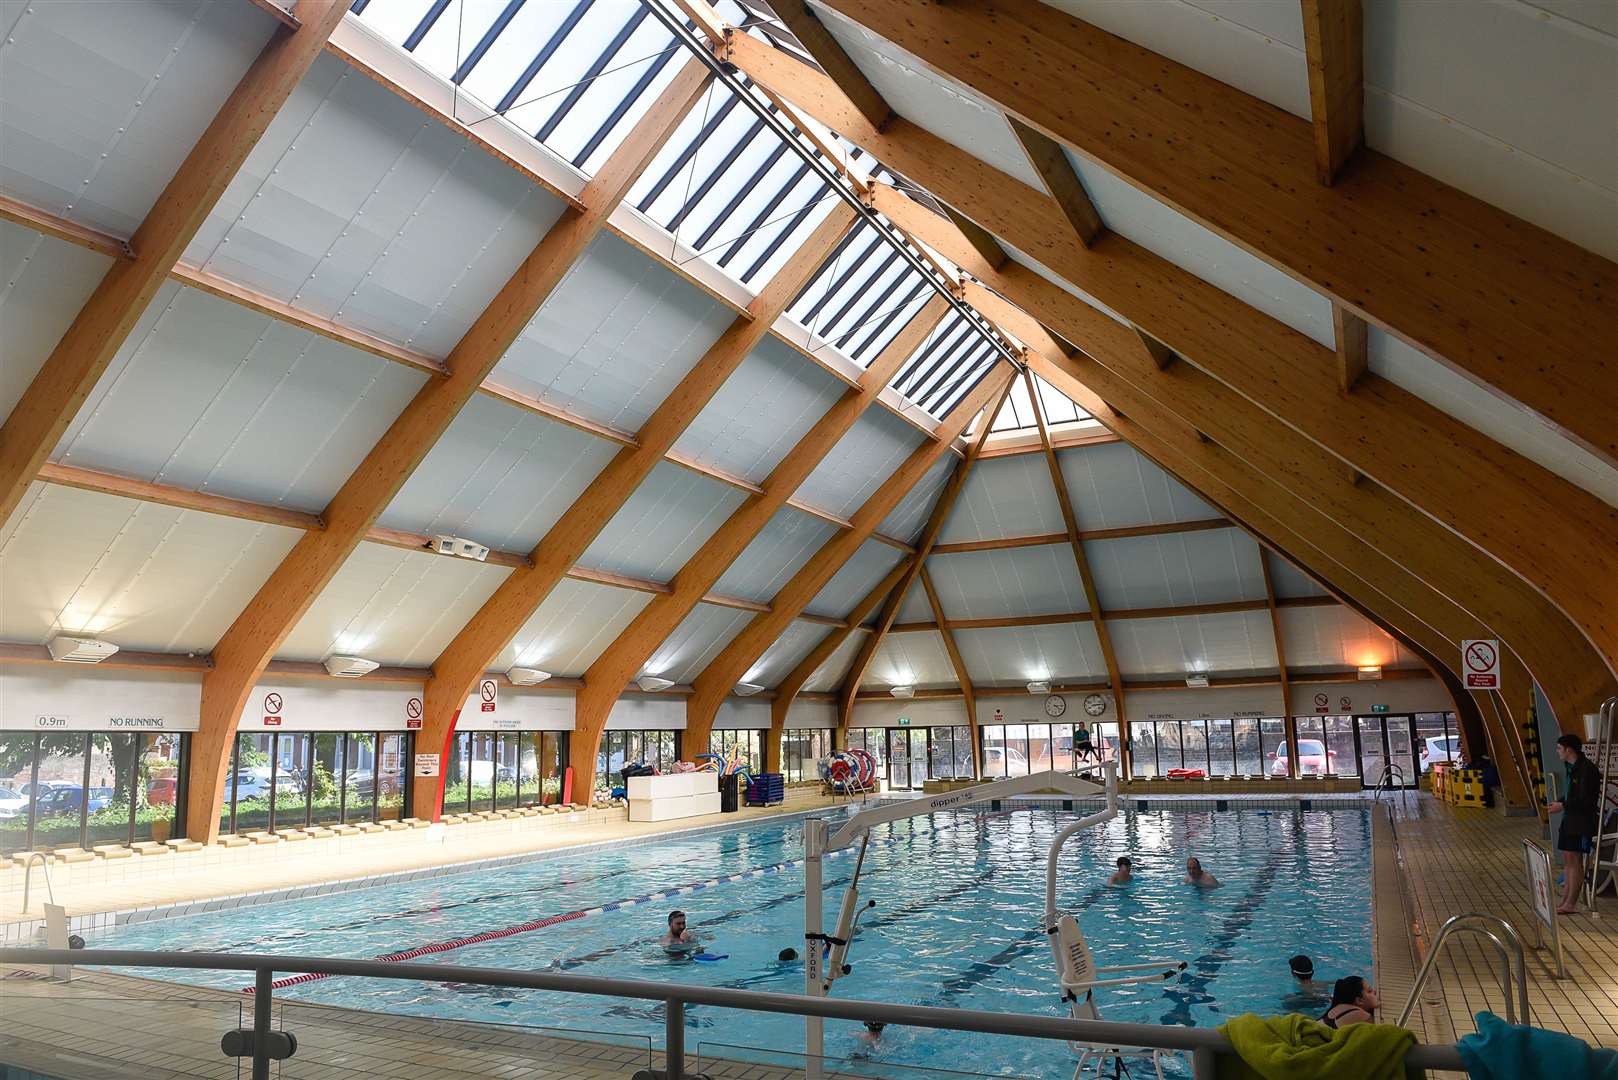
[1457, 1011, 1618, 1080]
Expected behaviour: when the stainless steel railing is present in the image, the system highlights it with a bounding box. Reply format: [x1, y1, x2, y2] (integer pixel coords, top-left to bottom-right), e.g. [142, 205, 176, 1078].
[0, 947, 1470, 1080]
[1396, 913, 1529, 1027]
[1585, 696, 1617, 913]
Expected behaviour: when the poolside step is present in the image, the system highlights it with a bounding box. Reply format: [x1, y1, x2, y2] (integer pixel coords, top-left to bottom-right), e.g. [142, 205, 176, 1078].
[216, 835, 251, 848]
[92, 845, 133, 860]
[243, 832, 281, 845]
[330, 823, 362, 836]
[303, 826, 336, 839]
[278, 830, 309, 843]
[382, 819, 409, 831]
[131, 840, 173, 856]
[357, 822, 386, 834]
[54, 847, 95, 864]
[400, 818, 432, 829]
[165, 838, 205, 853]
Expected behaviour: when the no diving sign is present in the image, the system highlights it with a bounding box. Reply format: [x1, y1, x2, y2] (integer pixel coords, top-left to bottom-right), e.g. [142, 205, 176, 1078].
[1463, 639, 1501, 690]
[479, 678, 499, 713]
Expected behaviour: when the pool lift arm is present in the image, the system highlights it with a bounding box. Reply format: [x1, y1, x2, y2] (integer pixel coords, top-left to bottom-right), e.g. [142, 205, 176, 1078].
[801, 765, 1125, 1077]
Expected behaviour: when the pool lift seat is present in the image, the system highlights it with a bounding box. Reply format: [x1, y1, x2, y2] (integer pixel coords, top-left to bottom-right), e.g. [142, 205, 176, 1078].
[1051, 913, 1187, 1080]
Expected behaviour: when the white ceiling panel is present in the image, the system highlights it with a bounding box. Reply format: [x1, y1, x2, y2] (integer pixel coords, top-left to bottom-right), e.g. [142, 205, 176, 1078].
[185, 54, 569, 357]
[672, 335, 845, 484]
[1265, 551, 1329, 600]
[580, 461, 746, 583]
[54, 281, 427, 512]
[1086, 528, 1266, 611]
[955, 623, 1108, 686]
[378, 396, 616, 552]
[880, 454, 953, 542]
[1368, 328, 1618, 507]
[713, 506, 838, 604]
[806, 539, 902, 618]
[0, 222, 112, 422]
[860, 629, 956, 689]
[801, 628, 868, 693]
[740, 618, 833, 688]
[1060, 440, 1221, 530]
[1038, 0, 1617, 259]
[279, 542, 509, 667]
[1278, 605, 1423, 672]
[1109, 611, 1279, 678]
[494, 577, 653, 676]
[927, 546, 1088, 619]
[896, 580, 932, 624]
[0, 482, 299, 653]
[493, 233, 736, 433]
[0, 0, 277, 236]
[809, 1, 1043, 191]
[939, 452, 1064, 543]
[796, 408, 923, 519]
[642, 602, 752, 685]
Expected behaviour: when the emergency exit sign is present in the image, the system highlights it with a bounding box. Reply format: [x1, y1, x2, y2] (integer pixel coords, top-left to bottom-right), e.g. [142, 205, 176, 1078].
[1371, 704, 1389, 714]
[896, 717, 910, 726]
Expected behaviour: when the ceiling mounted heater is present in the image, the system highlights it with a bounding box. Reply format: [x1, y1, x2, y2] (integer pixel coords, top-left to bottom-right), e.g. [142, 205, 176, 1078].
[324, 655, 379, 678]
[636, 676, 675, 693]
[47, 635, 119, 664]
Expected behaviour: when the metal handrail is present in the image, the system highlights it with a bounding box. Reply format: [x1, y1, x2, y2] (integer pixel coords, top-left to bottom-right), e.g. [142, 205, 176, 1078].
[19, 851, 55, 914]
[0, 948, 1470, 1080]
[1373, 763, 1407, 800]
[1396, 913, 1529, 1027]
[1584, 696, 1617, 912]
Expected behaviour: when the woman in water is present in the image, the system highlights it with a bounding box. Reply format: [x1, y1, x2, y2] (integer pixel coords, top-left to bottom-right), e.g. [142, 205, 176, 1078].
[1319, 976, 1380, 1029]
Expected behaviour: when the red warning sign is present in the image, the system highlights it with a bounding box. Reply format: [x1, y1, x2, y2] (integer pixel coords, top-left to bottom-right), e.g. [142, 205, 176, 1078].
[1313, 692, 1329, 713]
[405, 696, 423, 730]
[1462, 639, 1500, 689]
[263, 691, 283, 726]
[479, 679, 498, 713]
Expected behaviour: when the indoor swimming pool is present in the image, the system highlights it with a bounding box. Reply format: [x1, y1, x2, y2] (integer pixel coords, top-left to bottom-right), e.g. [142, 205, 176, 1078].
[92, 805, 1373, 1077]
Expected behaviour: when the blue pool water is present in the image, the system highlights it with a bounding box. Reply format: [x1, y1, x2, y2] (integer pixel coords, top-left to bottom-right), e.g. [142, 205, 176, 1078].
[92, 805, 1372, 1077]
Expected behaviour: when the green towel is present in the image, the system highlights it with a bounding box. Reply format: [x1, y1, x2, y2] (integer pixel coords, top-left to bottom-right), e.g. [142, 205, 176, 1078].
[1217, 1013, 1415, 1080]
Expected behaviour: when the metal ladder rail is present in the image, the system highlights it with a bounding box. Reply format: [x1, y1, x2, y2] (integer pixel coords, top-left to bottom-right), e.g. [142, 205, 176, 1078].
[1584, 696, 1618, 911]
[1397, 913, 1529, 1027]
[20, 851, 56, 914]
[1373, 763, 1407, 801]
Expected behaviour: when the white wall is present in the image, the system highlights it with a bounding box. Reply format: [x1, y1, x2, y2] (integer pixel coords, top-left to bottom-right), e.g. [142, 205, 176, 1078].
[0, 663, 201, 731]
[1287, 678, 1450, 716]
[784, 699, 836, 729]
[849, 696, 971, 729]
[714, 698, 771, 730]
[240, 680, 421, 732]
[458, 689, 573, 732]
[606, 694, 685, 730]
[1126, 686, 1284, 722]
[976, 691, 1119, 726]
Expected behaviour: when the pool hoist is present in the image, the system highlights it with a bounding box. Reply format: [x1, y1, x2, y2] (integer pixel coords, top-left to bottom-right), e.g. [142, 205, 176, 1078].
[801, 763, 1189, 1080]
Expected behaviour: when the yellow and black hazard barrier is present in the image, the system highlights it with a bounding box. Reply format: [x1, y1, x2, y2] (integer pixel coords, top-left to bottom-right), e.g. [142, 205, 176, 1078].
[1448, 768, 1488, 807]
[1523, 694, 1547, 806]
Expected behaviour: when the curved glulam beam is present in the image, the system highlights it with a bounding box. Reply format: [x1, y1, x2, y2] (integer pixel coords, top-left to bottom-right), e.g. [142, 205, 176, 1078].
[676, 366, 1015, 786]
[718, 31, 1618, 667]
[183, 60, 716, 842]
[814, 0, 1618, 466]
[567, 296, 951, 784]
[410, 202, 862, 816]
[0, 0, 349, 526]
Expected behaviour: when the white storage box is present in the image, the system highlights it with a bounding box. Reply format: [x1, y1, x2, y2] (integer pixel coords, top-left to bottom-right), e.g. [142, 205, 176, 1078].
[628, 791, 721, 822]
[626, 771, 717, 800]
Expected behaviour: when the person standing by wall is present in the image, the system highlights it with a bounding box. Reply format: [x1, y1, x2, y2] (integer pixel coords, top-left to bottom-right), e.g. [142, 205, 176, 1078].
[1546, 733, 1602, 915]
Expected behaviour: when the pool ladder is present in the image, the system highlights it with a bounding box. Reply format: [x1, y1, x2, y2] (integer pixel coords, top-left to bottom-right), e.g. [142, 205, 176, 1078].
[20, 851, 56, 915]
[1372, 763, 1406, 801]
[1396, 913, 1529, 1027]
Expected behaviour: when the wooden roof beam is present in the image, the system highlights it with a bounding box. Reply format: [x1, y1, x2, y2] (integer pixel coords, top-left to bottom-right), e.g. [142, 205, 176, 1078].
[920, 564, 982, 774]
[412, 202, 862, 812]
[684, 367, 1016, 764]
[1300, 0, 1366, 186]
[0, 0, 348, 527]
[811, 0, 1616, 467]
[1008, 118, 1102, 247]
[832, 377, 1017, 732]
[567, 295, 952, 776]
[749, 1, 893, 132]
[183, 59, 717, 844]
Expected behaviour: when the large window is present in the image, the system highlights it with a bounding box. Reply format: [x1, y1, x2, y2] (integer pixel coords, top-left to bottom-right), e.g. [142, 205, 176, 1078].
[1414, 712, 1462, 773]
[844, 729, 888, 779]
[708, 729, 764, 772]
[0, 731, 190, 855]
[597, 729, 677, 793]
[447, 730, 570, 808]
[222, 730, 411, 834]
[927, 726, 976, 779]
[782, 728, 832, 782]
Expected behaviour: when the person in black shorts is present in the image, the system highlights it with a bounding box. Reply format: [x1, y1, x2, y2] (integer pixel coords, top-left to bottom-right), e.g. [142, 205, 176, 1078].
[1547, 733, 1603, 915]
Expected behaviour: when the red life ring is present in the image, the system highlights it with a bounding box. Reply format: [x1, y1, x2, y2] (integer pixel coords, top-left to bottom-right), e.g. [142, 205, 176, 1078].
[827, 757, 853, 783]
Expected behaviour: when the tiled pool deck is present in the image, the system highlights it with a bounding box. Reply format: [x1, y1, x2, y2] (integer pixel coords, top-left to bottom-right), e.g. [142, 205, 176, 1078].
[2, 791, 1613, 1078]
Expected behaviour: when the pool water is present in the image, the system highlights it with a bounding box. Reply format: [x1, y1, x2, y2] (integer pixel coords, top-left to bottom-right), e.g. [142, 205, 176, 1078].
[92, 806, 1372, 1077]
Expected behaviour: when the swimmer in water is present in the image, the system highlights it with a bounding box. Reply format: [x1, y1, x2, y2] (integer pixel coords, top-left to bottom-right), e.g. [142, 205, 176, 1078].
[1184, 858, 1221, 889]
[660, 910, 699, 951]
[1278, 954, 1331, 1012]
[1107, 856, 1133, 886]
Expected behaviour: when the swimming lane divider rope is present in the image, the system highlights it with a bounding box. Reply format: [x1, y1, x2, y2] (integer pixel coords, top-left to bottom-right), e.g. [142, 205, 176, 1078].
[245, 810, 1006, 993]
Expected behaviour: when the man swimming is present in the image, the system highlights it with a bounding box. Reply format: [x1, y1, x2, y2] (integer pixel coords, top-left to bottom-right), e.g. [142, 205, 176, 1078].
[660, 910, 699, 951]
[1184, 858, 1221, 888]
[1279, 954, 1331, 1012]
[1107, 856, 1133, 885]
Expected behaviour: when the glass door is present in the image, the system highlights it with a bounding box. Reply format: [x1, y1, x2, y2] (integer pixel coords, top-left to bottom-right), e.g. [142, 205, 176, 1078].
[1354, 716, 1418, 789]
[886, 729, 928, 790]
